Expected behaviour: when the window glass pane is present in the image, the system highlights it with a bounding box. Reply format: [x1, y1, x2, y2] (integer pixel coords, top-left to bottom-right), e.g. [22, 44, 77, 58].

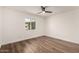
[31, 22, 36, 30]
[25, 18, 36, 30]
[25, 22, 30, 30]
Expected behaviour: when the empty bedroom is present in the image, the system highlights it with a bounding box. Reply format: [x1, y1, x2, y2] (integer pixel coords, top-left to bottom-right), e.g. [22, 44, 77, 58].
[0, 6, 79, 53]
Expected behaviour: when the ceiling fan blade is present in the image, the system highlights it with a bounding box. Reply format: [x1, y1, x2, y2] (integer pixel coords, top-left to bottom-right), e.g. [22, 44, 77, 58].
[41, 6, 45, 11]
[45, 11, 52, 13]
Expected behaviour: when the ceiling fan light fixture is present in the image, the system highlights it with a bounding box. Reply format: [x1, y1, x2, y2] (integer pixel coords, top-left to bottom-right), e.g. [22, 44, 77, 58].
[42, 11, 45, 13]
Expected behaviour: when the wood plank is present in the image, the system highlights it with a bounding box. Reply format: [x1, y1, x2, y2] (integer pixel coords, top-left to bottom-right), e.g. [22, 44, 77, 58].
[0, 36, 79, 53]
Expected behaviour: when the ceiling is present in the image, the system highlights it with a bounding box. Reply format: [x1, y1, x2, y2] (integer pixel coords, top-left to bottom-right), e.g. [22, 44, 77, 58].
[5, 6, 79, 17]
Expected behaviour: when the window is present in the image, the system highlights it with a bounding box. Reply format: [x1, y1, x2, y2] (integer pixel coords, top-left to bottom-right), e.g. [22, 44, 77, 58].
[25, 18, 36, 30]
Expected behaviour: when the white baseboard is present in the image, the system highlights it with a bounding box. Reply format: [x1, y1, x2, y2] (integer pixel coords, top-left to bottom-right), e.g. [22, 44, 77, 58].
[45, 35, 79, 44]
[2, 35, 44, 45]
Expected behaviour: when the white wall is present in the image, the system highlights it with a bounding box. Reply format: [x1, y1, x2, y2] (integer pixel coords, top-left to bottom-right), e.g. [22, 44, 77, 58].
[0, 7, 2, 46]
[46, 9, 79, 44]
[2, 8, 45, 45]
[2, 7, 79, 45]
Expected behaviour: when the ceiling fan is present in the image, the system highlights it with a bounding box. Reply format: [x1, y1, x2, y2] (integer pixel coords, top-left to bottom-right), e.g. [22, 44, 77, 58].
[37, 6, 52, 14]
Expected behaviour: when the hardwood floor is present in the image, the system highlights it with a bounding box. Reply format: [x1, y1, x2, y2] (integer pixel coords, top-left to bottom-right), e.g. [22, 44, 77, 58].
[0, 36, 79, 53]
